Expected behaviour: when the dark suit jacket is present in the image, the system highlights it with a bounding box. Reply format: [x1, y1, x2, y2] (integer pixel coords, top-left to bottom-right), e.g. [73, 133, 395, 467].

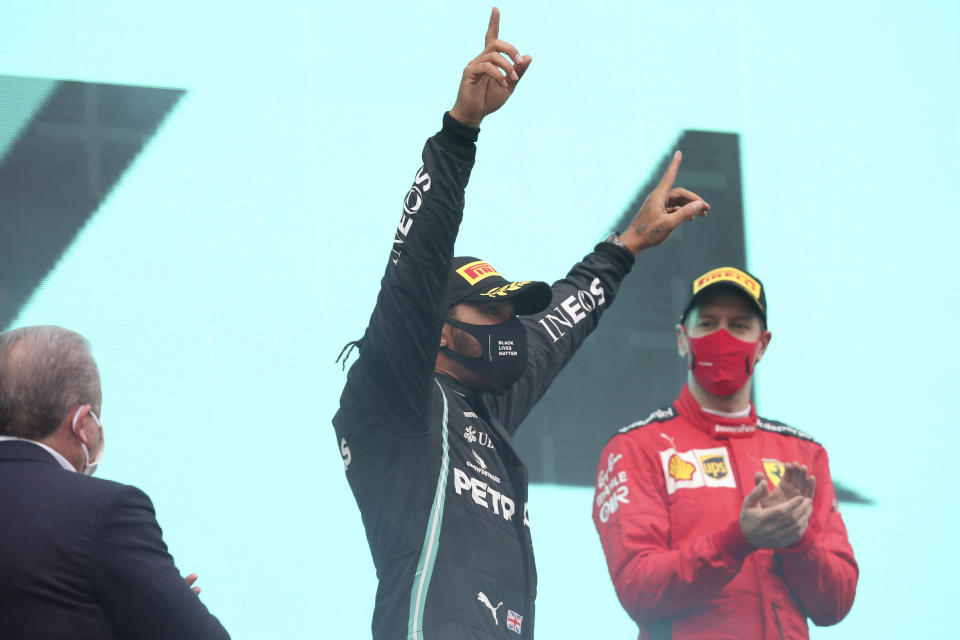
[0, 440, 230, 640]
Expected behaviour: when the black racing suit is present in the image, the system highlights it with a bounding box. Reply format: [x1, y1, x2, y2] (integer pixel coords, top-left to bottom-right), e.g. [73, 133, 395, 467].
[333, 113, 636, 640]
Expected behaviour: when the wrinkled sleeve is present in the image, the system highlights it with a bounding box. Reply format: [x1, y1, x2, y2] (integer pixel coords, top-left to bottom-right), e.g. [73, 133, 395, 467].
[488, 242, 634, 434]
[592, 434, 755, 622]
[777, 447, 859, 626]
[94, 486, 230, 640]
[339, 113, 478, 435]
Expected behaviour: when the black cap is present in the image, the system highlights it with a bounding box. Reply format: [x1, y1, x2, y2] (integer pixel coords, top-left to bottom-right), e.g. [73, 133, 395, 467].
[680, 267, 767, 324]
[447, 257, 552, 316]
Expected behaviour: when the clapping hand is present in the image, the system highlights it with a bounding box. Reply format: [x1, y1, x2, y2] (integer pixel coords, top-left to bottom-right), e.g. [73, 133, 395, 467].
[761, 462, 816, 508]
[739, 471, 813, 549]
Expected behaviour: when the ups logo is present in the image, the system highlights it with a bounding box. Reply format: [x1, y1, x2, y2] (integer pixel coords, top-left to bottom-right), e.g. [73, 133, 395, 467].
[700, 455, 728, 479]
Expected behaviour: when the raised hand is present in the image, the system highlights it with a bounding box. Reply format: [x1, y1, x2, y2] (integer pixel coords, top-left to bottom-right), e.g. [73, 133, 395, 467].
[449, 7, 532, 128]
[618, 151, 710, 255]
[740, 472, 813, 549]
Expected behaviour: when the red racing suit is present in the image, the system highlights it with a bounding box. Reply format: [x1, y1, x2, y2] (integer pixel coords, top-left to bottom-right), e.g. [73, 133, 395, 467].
[592, 386, 857, 640]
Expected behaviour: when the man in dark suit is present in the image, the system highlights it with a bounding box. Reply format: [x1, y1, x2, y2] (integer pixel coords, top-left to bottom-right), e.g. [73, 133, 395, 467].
[0, 325, 230, 640]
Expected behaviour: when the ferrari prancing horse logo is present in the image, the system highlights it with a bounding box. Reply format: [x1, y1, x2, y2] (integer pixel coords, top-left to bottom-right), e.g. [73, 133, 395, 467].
[762, 459, 785, 487]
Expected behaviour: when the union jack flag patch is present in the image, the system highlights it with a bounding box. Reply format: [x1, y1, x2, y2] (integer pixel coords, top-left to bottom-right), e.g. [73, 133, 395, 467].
[507, 610, 523, 634]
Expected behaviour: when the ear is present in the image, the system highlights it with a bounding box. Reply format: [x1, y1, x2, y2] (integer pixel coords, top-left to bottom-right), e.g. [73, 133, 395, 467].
[439, 321, 451, 349]
[676, 324, 690, 360]
[753, 330, 772, 364]
[69, 404, 94, 443]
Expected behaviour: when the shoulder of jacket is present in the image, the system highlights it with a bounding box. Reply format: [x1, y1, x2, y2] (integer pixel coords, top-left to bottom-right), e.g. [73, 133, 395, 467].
[756, 416, 820, 445]
[81, 475, 151, 503]
[614, 404, 678, 438]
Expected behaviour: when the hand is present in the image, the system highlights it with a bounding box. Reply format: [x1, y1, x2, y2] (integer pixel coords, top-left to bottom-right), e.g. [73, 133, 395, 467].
[618, 151, 710, 254]
[740, 472, 813, 549]
[449, 7, 532, 128]
[185, 572, 201, 595]
[761, 462, 816, 508]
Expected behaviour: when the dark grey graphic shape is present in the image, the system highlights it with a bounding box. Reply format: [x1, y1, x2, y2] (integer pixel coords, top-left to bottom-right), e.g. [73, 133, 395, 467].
[0, 77, 184, 329]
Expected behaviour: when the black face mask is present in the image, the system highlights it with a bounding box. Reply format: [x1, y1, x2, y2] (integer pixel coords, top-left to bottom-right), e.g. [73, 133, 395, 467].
[441, 316, 529, 391]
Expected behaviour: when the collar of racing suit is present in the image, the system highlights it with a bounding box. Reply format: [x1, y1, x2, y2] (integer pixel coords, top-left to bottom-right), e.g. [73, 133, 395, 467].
[676, 384, 759, 439]
[435, 372, 491, 415]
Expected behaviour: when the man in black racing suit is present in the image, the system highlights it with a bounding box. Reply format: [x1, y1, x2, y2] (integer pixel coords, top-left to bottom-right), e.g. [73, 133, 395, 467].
[332, 9, 711, 640]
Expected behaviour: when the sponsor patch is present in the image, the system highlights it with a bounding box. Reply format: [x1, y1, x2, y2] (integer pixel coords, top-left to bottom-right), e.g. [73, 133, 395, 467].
[668, 454, 696, 481]
[618, 406, 676, 435]
[507, 610, 523, 634]
[453, 468, 521, 524]
[456, 260, 500, 285]
[762, 458, 785, 487]
[693, 267, 761, 301]
[714, 423, 756, 435]
[536, 277, 607, 343]
[596, 452, 623, 489]
[595, 451, 630, 524]
[700, 454, 729, 479]
[660, 447, 737, 495]
[757, 418, 818, 443]
[463, 425, 494, 449]
[392, 167, 431, 265]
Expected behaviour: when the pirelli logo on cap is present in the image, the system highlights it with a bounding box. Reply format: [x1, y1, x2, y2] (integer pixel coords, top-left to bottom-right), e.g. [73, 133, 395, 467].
[456, 260, 501, 285]
[693, 267, 761, 301]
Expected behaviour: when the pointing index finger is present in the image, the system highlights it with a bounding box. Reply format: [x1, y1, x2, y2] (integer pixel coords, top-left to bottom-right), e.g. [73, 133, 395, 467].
[656, 150, 682, 192]
[485, 7, 500, 47]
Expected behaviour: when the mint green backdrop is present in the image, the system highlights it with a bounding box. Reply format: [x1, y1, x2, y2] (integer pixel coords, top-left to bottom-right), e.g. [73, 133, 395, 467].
[1, 1, 957, 637]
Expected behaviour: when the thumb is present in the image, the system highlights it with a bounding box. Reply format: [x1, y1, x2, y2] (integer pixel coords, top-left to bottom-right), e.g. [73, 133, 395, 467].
[514, 54, 533, 81]
[743, 473, 769, 509]
[669, 200, 707, 227]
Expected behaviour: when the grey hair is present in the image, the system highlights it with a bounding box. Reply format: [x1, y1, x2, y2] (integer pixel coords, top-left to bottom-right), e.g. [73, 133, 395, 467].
[0, 326, 101, 439]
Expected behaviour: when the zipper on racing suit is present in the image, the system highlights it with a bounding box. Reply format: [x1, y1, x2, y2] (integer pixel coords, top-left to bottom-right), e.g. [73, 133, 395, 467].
[772, 602, 786, 640]
[728, 440, 784, 640]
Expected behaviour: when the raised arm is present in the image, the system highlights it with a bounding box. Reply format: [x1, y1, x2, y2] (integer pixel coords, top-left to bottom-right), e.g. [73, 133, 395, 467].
[339, 8, 532, 434]
[488, 152, 710, 432]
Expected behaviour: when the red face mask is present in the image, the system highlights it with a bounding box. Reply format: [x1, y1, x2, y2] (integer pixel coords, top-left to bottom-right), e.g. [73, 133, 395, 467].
[684, 328, 761, 396]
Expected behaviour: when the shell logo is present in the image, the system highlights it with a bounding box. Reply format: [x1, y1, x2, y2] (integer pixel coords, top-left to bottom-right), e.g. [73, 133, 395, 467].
[668, 454, 696, 481]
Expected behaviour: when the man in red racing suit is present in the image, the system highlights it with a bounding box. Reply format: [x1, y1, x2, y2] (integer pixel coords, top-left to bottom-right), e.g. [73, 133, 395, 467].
[593, 267, 858, 640]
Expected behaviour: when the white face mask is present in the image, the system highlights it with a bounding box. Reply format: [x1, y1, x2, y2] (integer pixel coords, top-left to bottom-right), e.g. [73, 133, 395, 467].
[71, 406, 104, 476]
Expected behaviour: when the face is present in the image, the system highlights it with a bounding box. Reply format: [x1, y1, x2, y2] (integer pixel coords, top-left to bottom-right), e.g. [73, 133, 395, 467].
[452, 300, 515, 325]
[677, 290, 770, 361]
[443, 300, 515, 357]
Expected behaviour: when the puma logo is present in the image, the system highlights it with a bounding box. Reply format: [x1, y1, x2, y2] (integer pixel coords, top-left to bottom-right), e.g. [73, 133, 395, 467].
[477, 591, 503, 624]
